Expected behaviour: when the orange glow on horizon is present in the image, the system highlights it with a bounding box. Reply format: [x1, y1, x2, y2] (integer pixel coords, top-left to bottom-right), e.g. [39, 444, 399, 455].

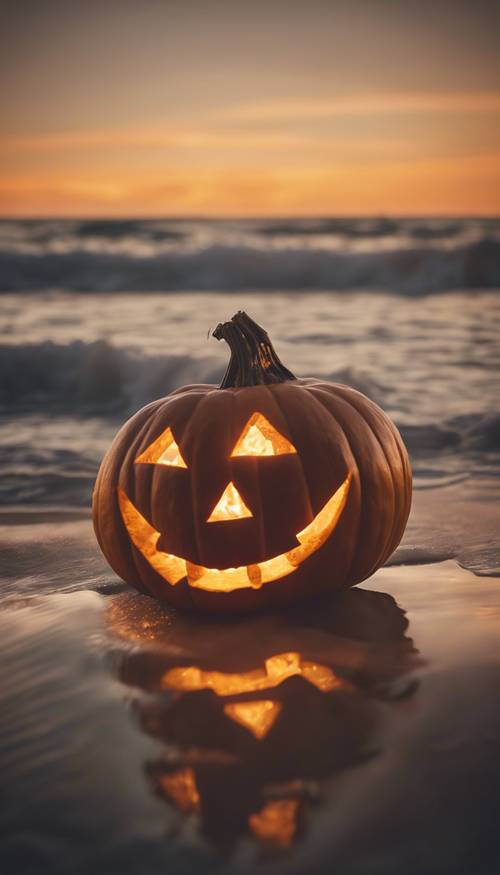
[1, 150, 498, 217]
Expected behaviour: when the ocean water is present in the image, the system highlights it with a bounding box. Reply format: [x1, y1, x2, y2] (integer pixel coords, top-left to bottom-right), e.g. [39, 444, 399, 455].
[1, 218, 500, 874]
[1, 216, 500, 294]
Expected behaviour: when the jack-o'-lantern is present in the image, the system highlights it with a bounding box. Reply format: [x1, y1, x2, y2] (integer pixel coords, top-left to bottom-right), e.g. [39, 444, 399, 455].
[93, 311, 412, 613]
[108, 586, 417, 849]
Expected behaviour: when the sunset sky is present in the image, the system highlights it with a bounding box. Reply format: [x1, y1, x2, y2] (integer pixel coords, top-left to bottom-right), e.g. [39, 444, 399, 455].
[1, 0, 499, 217]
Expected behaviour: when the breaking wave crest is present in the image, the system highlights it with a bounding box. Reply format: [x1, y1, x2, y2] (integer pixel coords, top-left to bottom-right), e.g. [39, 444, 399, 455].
[0, 340, 391, 414]
[2, 338, 499, 446]
[2, 331, 499, 512]
[0, 341, 223, 412]
[1, 238, 499, 294]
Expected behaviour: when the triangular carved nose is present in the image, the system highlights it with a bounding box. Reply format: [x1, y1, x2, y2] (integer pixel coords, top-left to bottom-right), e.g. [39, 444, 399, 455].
[207, 481, 253, 522]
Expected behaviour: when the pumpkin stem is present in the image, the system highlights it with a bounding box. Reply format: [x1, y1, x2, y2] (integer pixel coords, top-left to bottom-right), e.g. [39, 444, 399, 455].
[213, 311, 296, 388]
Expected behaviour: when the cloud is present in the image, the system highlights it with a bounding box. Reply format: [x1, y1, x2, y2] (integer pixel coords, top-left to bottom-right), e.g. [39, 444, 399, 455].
[3, 91, 499, 157]
[0, 127, 320, 154]
[225, 91, 500, 122]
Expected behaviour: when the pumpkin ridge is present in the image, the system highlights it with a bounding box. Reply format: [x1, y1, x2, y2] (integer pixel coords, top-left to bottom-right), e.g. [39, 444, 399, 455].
[122, 402, 169, 587]
[188, 387, 237, 566]
[247, 410, 268, 563]
[135, 399, 184, 577]
[389, 415, 413, 525]
[320, 386, 400, 576]
[130, 405, 172, 592]
[377, 417, 412, 566]
[99, 401, 164, 593]
[298, 384, 362, 588]
[306, 384, 393, 585]
[342, 390, 406, 569]
[340, 390, 398, 576]
[186, 391, 221, 563]
[266, 384, 315, 527]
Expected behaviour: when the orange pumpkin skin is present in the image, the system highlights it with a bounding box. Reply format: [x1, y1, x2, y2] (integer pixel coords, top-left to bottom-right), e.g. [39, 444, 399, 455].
[93, 313, 411, 613]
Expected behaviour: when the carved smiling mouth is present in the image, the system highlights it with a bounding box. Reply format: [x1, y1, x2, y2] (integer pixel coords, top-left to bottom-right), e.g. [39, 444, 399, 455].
[118, 474, 351, 594]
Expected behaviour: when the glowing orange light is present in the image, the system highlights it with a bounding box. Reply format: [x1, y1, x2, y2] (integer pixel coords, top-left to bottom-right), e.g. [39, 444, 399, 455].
[161, 651, 347, 695]
[223, 700, 282, 738]
[249, 799, 299, 846]
[135, 426, 187, 468]
[231, 413, 297, 457]
[117, 473, 351, 592]
[207, 481, 253, 522]
[159, 767, 200, 813]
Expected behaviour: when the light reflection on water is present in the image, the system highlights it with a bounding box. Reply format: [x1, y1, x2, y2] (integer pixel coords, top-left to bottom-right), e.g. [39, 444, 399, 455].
[107, 585, 418, 851]
[1, 560, 500, 873]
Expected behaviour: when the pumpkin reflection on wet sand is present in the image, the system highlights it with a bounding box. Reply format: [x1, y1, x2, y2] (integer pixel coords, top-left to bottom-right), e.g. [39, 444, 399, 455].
[108, 586, 418, 850]
[94, 312, 412, 613]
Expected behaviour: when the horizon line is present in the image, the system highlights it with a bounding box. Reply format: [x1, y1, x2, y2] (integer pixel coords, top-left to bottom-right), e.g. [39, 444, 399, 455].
[1, 213, 499, 221]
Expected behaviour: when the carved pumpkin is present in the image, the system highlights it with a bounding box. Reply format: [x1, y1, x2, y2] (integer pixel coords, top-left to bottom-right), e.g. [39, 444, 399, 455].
[93, 311, 412, 612]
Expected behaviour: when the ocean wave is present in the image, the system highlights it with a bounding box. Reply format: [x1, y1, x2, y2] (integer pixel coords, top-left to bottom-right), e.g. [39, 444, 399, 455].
[2, 338, 499, 444]
[0, 341, 388, 414]
[73, 220, 186, 241]
[0, 341, 224, 412]
[1, 237, 499, 294]
[1, 333, 499, 513]
[254, 218, 474, 239]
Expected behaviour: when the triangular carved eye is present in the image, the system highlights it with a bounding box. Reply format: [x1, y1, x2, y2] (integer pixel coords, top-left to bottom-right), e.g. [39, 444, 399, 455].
[231, 413, 297, 457]
[135, 427, 187, 468]
[207, 481, 253, 522]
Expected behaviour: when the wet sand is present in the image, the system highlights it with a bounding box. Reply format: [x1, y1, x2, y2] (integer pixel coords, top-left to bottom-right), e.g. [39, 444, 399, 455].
[1, 481, 499, 875]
